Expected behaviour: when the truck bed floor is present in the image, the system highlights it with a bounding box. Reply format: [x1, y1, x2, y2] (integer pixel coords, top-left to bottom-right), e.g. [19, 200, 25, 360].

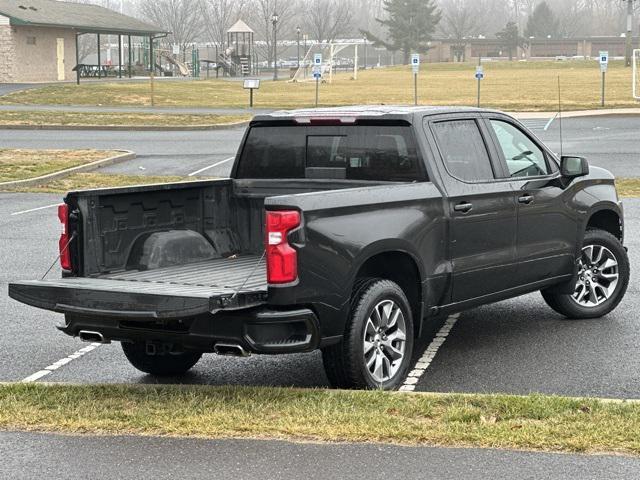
[103, 254, 267, 296]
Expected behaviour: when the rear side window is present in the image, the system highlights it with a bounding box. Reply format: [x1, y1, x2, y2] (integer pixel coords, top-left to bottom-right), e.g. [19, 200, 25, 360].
[235, 126, 306, 178]
[235, 125, 427, 182]
[431, 119, 495, 182]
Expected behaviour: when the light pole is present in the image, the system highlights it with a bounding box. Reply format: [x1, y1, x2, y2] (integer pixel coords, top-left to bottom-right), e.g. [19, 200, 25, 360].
[363, 33, 367, 70]
[303, 34, 308, 78]
[272, 12, 279, 81]
[296, 26, 301, 69]
[625, 0, 635, 67]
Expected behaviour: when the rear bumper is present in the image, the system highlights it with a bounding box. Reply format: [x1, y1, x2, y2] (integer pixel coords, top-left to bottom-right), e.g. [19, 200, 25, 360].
[58, 306, 321, 355]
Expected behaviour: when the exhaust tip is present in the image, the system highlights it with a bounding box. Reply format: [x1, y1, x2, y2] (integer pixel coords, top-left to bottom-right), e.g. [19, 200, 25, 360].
[78, 330, 108, 344]
[214, 343, 250, 357]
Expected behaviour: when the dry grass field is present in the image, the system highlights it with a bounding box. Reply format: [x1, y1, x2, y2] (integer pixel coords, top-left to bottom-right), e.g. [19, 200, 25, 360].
[0, 149, 120, 183]
[1, 60, 638, 111]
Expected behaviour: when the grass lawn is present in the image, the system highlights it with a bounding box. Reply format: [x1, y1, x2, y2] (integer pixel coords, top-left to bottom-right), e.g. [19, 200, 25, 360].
[0, 111, 249, 128]
[617, 178, 640, 198]
[2, 61, 639, 111]
[0, 149, 121, 183]
[1, 383, 639, 455]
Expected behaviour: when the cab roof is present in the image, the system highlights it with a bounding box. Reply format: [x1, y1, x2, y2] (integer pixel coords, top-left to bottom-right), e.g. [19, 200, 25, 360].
[252, 105, 505, 124]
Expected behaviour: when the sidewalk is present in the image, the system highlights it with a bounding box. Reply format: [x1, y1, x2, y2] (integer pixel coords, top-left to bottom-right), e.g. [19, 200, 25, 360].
[2, 431, 639, 480]
[0, 104, 271, 116]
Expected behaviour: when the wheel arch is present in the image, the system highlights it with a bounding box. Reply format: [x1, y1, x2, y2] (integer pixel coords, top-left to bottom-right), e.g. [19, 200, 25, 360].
[350, 242, 425, 337]
[584, 204, 623, 242]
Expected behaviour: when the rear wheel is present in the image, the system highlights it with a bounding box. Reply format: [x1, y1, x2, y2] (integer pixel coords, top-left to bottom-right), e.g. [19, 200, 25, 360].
[121, 342, 202, 376]
[322, 279, 414, 390]
[542, 229, 629, 319]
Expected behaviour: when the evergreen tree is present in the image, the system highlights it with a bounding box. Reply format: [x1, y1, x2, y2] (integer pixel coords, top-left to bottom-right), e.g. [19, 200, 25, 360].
[524, 1, 560, 39]
[496, 21, 525, 61]
[361, 0, 441, 64]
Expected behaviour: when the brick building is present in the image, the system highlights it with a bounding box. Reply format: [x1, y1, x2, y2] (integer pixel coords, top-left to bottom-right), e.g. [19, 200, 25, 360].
[0, 0, 165, 83]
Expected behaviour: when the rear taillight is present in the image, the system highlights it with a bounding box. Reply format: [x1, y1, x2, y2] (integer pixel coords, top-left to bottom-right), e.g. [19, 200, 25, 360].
[58, 204, 72, 271]
[266, 210, 301, 284]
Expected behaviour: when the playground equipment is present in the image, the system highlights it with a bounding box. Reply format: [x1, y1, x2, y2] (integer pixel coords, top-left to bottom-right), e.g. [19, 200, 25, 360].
[157, 50, 190, 76]
[290, 42, 360, 83]
[219, 20, 255, 77]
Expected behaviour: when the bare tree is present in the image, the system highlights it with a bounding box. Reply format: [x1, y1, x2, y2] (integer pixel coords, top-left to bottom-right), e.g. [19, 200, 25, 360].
[247, 0, 298, 65]
[303, 0, 354, 43]
[439, 0, 483, 61]
[139, 0, 203, 57]
[200, 0, 248, 48]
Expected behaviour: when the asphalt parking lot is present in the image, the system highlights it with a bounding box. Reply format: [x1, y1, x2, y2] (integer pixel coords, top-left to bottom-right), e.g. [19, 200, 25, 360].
[2, 190, 638, 399]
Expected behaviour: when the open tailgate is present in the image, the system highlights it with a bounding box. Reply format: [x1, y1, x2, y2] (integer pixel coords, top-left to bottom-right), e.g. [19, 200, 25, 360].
[9, 256, 267, 320]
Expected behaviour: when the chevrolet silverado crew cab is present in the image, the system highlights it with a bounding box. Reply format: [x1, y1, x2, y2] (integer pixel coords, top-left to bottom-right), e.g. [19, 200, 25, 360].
[9, 106, 630, 390]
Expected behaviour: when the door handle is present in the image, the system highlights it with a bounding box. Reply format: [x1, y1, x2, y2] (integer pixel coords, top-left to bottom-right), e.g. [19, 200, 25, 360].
[454, 202, 473, 213]
[518, 195, 534, 205]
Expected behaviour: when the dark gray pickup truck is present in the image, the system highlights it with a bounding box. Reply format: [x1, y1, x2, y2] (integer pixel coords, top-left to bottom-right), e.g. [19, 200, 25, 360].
[9, 106, 630, 389]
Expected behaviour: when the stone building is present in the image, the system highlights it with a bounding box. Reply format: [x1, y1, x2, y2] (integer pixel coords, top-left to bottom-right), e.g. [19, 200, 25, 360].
[0, 0, 165, 83]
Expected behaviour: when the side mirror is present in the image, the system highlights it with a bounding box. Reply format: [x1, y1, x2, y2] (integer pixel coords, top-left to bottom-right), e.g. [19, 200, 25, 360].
[560, 156, 589, 178]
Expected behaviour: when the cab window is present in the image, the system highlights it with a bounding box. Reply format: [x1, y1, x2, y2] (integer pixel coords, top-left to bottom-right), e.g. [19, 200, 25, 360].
[431, 119, 495, 182]
[490, 120, 550, 178]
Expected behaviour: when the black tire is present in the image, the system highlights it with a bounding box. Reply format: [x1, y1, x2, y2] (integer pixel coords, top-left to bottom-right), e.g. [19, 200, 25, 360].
[121, 342, 202, 376]
[541, 229, 630, 319]
[322, 278, 414, 390]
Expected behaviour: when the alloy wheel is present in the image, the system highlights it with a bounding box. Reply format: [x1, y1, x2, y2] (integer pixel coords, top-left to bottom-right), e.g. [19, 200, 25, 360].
[362, 299, 407, 383]
[571, 244, 620, 307]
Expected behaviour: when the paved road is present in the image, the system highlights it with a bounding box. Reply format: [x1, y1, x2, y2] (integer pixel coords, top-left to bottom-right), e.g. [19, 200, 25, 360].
[2, 431, 639, 480]
[0, 104, 272, 115]
[1, 191, 638, 400]
[0, 129, 247, 178]
[0, 115, 639, 177]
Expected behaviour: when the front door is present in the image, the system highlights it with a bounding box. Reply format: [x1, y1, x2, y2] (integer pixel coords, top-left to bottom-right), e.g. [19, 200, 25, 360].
[427, 116, 518, 303]
[56, 38, 65, 81]
[485, 117, 577, 285]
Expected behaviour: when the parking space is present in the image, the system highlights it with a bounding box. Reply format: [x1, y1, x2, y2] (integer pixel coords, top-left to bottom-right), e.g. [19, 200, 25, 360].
[3, 190, 638, 398]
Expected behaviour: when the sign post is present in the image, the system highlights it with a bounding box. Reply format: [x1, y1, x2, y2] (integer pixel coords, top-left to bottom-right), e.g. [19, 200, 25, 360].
[243, 79, 260, 108]
[599, 51, 609, 107]
[411, 54, 420, 106]
[475, 58, 484, 108]
[314, 53, 323, 107]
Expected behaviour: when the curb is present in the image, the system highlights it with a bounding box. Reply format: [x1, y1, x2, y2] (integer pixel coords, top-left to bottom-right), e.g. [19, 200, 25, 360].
[0, 150, 136, 189]
[0, 121, 250, 132]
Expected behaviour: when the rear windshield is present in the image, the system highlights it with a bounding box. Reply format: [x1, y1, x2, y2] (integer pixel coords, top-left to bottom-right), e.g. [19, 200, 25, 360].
[235, 124, 427, 182]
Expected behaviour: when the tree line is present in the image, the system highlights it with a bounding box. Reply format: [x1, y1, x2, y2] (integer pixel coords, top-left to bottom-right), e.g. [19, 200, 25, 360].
[72, 0, 639, 65]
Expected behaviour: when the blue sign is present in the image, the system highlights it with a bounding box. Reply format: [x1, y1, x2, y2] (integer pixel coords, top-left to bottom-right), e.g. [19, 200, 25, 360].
[314, 54, 322, 66]
[475, 66, 484, 80]
[314, 72, 321, 79]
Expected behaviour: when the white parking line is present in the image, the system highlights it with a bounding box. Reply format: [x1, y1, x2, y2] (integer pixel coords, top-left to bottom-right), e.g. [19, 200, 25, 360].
[544, 116, 557, 131]
[10, 203, 60, 216]
[188, 157, 235, 177]
[21, 343, 103, 383]
[400, 314, 460, 392]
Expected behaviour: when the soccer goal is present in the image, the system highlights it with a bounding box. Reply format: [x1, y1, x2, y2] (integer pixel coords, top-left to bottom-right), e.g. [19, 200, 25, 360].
[634, 49, 640, 100]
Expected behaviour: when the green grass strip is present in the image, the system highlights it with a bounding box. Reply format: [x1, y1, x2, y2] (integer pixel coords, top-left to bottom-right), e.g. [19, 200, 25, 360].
[1, 384, 639, 455]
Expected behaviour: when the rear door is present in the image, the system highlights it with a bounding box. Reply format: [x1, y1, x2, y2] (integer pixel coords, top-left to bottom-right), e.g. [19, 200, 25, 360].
[484, 116, 576, 285]
[426, 114, 517, 303]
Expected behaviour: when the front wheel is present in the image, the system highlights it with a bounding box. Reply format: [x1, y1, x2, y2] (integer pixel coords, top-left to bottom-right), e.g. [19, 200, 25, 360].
[121, 342, 202, 376]
[542, 229, 630, 319]
[322, 279, 414, 390]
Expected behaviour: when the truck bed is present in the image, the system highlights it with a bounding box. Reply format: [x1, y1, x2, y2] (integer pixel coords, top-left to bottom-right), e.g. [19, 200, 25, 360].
[9, 255, 267, 320]
[104, 255, 266, 294]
